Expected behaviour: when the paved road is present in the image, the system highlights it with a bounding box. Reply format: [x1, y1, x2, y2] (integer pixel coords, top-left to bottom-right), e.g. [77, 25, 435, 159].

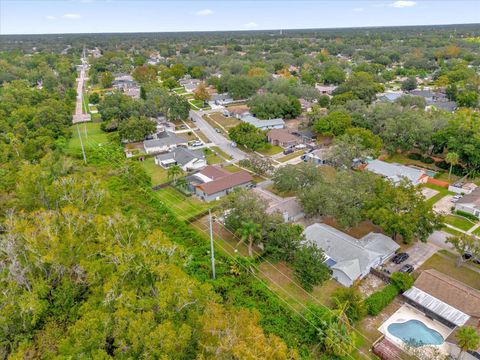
[189, 110, 247, 161]
[73, 58, 91, 124]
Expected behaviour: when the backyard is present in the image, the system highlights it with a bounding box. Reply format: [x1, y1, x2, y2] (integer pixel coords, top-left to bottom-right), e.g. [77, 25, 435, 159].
[155, 186, 212, 221]
[66, 122, 110, 155]
[140, 157, 170, 185]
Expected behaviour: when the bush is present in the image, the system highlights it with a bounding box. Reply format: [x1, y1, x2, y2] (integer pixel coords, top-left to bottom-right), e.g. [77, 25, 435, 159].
[455, 210, 479, 222]
[408, 153, 422, 161]
[408, 153, 434, 164]
[435, 161, 466, 176]
[390, 272, 414, 292]
[365, 284, 399, 316]
[421, 157, 434, 164]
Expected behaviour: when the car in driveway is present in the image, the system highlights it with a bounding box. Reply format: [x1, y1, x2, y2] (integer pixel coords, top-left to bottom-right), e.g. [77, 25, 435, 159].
[283, 148, 294, 155]
[392, 252, 409, 264]
[399, 264, 414, 273]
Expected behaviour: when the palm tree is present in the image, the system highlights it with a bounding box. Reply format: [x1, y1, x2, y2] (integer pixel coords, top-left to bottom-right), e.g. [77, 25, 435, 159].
[176, 177, 189, 192]
[456, 326, 480, 360]
[445, 152, 460, 181]
[235, 221, 262, 257]
[167, 164, 182, 185]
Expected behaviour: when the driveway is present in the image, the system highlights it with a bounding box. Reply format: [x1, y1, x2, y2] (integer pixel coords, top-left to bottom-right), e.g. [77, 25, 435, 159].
[433, 194, 454, 214]
[189, 110, 247, 161]
[428, 230, 454, 251]
[386, 241, 438, 273]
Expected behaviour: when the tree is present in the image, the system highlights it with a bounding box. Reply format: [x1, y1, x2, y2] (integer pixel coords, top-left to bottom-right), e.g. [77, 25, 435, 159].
[193, 82, 210, 102]
[248, 93, 301, 120]
[132, 65, 158, 84]
[265, 223, 304, 262]
[327, 133, 376, 169]
[293, 245, 331, 291]
[99, 71, 114, 88]
[313, 110, 352, 136]
[390, 272, 414, 291]
[446, 234, 480, 267]
[238, 155, 274, 176]
[457, 91, 479, 108]
[401, 76, 417, 91]
[272, 163, 323, 194]
[117, 116, 156, 142]
[236, 220, 262, 257]
[456, 326, 480, 360]
[445, 152, 460, 180]
[344, 127, 383, 154]
[334, 72, 384, 103]
[331, 287, 367, 324]
[89, 92, 100, 104]
[321, 62, 346, 84]
[228, 123, 266, 150]
[167, 164, 182, 184]
[166, 94, 190, 121]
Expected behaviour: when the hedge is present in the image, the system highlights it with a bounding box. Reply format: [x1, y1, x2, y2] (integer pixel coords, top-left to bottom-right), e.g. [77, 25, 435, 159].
[408, 153, 434, 164]
[365, 284, 400, 316]
[455, 210, 479, 222]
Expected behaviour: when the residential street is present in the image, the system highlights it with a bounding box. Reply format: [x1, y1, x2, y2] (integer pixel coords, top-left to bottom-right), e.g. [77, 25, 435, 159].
[189, 109, 247, 161]
[73, 56, 91, 124]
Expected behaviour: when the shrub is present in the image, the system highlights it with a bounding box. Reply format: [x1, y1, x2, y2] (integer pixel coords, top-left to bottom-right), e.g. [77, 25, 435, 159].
[408, 153, 422, 161]
[390, 272, 414, 292]
[435, 161, 466, 176]
[365, 284, 399, 316]
[421, 157, 434, 164]
[455, 210, 479, 222]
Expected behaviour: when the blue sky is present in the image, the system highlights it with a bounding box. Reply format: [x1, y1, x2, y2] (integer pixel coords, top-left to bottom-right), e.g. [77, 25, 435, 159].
[1, 0, 479, 35]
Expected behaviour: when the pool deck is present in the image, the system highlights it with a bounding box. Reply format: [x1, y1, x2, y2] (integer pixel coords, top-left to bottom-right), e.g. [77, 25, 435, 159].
[378, 304, 453, 355]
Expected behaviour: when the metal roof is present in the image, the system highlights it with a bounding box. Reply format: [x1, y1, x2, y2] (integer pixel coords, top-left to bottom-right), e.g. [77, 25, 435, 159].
[403, 287, 470, 326]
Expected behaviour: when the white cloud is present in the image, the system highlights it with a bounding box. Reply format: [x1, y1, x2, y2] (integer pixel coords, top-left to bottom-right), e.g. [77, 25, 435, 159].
[195, 9, 213, 16]
[62, 13, 82, 19]
[243, 22, 258, 29]
[45, 15, 57, 20]
[389, 1, 417, 8]
[353, 7, 364, 12]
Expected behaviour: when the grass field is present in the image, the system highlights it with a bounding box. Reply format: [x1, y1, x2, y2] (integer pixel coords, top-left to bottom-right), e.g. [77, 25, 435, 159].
[278, 150, 303, 163]
[140, 157, 171, 185]
[66, 122, 109, 155]
[418, 252, 480, 289]
[203, 148, 223, 164]
[444, 214, 475, 231]
[256, 145, 283, 156]
[156, 186, 212, 220]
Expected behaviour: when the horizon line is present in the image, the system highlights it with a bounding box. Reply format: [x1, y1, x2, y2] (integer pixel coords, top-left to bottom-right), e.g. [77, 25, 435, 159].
[1, 21, 479, 37]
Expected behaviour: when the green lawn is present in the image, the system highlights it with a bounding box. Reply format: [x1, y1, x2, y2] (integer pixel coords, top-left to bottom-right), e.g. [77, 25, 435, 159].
[203, 148, 223, 165]
[211, 146, 232, 160]
[256, 145, 283, 156]
[278, 150, 303, 163]
[173, 87, 187, 94]
[155, 186, 212, 221]
[66, 122, 109, 155]
[140, 157, 171, 185]
[418, 252, 480, 289]
[441, 226, 463, 237]
[423, 183, 455, 208]
[189, 99, 210, 110]
[223, 164, 242, 173]
[444, 214, 476, 231]
[473, 227, 480, 236]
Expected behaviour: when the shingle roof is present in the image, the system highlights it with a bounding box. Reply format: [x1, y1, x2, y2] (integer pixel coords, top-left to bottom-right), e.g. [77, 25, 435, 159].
[196, 170, 253, 195]
[304, 223, 399, 283]
[144, 132, 187, 149]
[267, 129, 300, 143]
[456, 187, 480, 209]
[155, 147, 204, 166]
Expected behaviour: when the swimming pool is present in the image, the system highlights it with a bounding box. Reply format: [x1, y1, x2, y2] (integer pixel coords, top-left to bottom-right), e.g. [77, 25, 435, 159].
[388, 320, 444, 347]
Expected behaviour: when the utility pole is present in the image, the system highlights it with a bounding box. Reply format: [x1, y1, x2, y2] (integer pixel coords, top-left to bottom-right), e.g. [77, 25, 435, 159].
[209, 209, 216, 279]
[76, 124, 87, 164]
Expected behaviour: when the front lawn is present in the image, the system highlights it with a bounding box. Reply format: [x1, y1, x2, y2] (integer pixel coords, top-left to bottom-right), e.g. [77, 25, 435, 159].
[444, 214, 475, 232]
[209, 112, 241, 129]
[189, 99, 210, 110]
[418, 252, 480, 289]
[211, 146, 232, 160]
[278, 150, 303, 163]
[256, 145, 283, 156]
[140, 157, 170, 185]
[173, 87, 187, 94]
[203, 148, 223, 165]
[423, 183, 455, 208]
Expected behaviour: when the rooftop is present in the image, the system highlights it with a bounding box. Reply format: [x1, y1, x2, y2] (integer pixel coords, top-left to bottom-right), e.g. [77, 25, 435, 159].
[194, 166, 253, 195]
[365, 159, 428, 185]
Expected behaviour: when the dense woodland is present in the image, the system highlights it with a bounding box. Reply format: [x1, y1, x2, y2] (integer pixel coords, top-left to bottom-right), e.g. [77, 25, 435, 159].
[1, 24, 480, 359]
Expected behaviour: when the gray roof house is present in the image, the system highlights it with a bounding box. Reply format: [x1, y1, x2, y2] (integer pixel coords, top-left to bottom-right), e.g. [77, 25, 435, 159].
[143, 131, 188, 154]
[304, 223, 400, 287]
[365, 159, 429, 186]
[455, 187, 480, 218]
[377, 91, 404, 103]
[154, 147, 206, 171]
[240, 114, 285, 130]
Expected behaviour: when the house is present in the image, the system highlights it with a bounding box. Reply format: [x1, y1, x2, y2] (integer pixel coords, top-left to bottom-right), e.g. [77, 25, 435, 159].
[188, 166, 253, 202]
[154, 147, 206, 171]
[112, 73, 136, 90]
[448, 182, 477, 195]
[315, 84, 337, 95]
[240, 114, 285, 130]
[124, 86, 140, 99]
[267, 129, 302, 148]
[365, 160, 429, 186]
[454, 187, 480, 218]
[179, 78, 201, 93]
[428, 101, 457, 112]
[403, 269, 480, 358]
[302, 148, 328, 165]
[210, 93, 234, 106]
[253, 188, 304, 223]
[143, 131, 188, 154]
[377, 91, 404, 103]
[225, 105, 250, 119]
[299, 98, 313, 112]
[304, 223, 400, 287]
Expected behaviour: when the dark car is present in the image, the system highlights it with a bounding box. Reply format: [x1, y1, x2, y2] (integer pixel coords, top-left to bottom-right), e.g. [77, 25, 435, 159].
[283, 148, 294, 155]
[392, 252, 409, 264]
[399, 264, 414, 273]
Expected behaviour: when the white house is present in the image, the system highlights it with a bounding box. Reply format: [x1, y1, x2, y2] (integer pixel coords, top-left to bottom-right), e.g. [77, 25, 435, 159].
[365, 160, 429, 186]
[143, 131, 188, 154]
[455, 187, 480, 218]
[154, 147, 206, 171]
[304, 223, 400, 287]
[240, 114, 285, 130]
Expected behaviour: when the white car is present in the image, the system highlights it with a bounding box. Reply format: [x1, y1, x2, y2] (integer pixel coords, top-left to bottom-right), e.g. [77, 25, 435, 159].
[295, 144, 307, 149]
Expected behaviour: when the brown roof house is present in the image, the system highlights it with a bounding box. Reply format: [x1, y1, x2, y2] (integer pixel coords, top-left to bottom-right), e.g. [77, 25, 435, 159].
[187, 165, 253, 202]
[267, 129, 302, 148]
[403, 269, 480, 358]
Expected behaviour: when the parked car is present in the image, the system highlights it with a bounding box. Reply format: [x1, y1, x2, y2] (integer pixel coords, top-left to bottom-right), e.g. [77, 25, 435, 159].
[451, 194, 463, 203]
[399, 264, 414, 273]
[283, 148, 294, 155]
[392, 252, 409, 264]
[214, 128, 221, 133]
